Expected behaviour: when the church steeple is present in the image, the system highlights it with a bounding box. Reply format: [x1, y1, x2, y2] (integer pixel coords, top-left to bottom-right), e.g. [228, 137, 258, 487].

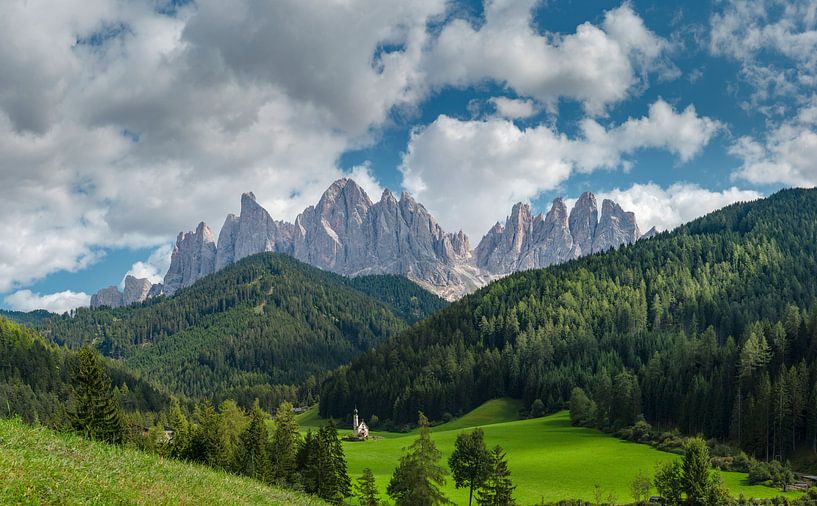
[353, 406, 359, 431]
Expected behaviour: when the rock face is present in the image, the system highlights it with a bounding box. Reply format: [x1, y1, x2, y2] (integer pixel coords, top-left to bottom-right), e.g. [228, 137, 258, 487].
[641, 226, 659, 240]
[569, 192, 599, 257]
[93, 180, 643, 303]
[123, 276, 152, 306]
[90, 286, 124, 309]
[592, 199, 640, 254]
[163, 222, 217, 295]
[475, 193, 640, 275]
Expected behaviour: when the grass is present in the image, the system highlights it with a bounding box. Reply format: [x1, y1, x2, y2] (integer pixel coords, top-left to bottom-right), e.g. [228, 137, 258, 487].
[0, 417, 324, 506]
[299, 399, 801, 504]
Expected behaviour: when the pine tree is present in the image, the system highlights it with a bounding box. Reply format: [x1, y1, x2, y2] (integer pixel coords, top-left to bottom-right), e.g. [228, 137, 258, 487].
[387, 412, 452, 506]
[232, 399, 271, 482]
[270, 400, 301, 484]
[67, 347, 125, 444]
[168, 398, 190, 460]
[298, 422, 351, 503]
[355, 467, 380, 506]
[318, 420, 352, 503]
[682, 437, 712, 504]
[449, 428, 491, 506]
[476, 445, 515, 506]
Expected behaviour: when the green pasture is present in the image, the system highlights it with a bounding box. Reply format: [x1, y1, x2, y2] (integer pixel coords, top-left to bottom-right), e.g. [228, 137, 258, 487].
[297, 399, 801, 504]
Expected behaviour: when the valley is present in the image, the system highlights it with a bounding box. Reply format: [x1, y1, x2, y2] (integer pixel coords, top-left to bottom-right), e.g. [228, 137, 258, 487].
[295, 399, 801, 504]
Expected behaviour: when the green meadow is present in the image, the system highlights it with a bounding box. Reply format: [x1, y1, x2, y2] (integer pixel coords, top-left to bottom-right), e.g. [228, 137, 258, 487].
[297, 399, 801, 504]
[0, 417, 323, 506]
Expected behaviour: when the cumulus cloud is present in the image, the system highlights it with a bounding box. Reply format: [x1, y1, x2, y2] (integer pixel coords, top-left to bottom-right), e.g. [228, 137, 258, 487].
[401, 100, 722, 238]
[594, 183, 763, 232]
[4, 290, 91, 314]
[710, 0, 817, 107]
[0, 0, 447, 293]
[423, 2, 674, 114]
[730, 98, 817, 186]
[489, 97, 540, 119]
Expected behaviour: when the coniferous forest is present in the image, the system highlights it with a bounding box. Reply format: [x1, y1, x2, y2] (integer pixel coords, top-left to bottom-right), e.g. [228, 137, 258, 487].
[34, 254, 445, 408]
[320, 188, 817, 460]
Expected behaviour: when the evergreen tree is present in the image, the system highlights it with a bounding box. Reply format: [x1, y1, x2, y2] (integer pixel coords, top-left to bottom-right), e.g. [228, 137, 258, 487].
[355, 468, 380, 506]
[318, 420, 351, 503]
[476, 445, 515, 506]
[653, 460, 683, 505]
[449, 428, 491, 506]
[188, 400, 229, 468]
[387, 412, 452, 505]
[270, 400, 301, 484]
[66, 347, 125, 444]
[682, 437, 711, 504]
[232, 399, 271, 482]
[298, 421, 351, 503]
[168, 398, 190, 460]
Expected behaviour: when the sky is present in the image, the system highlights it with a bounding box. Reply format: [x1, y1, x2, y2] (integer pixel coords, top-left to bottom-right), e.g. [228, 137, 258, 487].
[2, 0, 816, 313]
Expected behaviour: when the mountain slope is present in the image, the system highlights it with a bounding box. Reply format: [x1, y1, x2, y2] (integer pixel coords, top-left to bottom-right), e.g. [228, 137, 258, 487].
[0, 417, 323, 505]
[0, 317, 168, 425]
[0, 309, 55, 326]
[319, 188, 817, 458]
[40, 253, 442, 401]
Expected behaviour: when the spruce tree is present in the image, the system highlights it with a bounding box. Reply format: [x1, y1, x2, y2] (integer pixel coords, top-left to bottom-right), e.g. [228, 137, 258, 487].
[355, 467, 380, 506]
[318, 420, 351, 503]
[232, 400, 271, 482]
[168, 398, 191, 460]
[682, 437, 711, 504]
[387, 412, 452, 506]
[476, 445, 515, 506]
[270, 400, 301, 484]
[449, 428, 491, 506]
[67, 347, 125, 444]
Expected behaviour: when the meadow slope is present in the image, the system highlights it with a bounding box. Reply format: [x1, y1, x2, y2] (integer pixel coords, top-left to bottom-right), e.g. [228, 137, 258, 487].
[299, 399, 801, 504]
[0, 418, 323, 506]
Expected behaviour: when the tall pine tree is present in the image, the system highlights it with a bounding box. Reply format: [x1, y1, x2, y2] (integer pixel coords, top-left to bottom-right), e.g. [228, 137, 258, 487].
[232, 399, 271, 482]
[476, 445, 516, 506]
[270, 400, 301, 484]
[67, 347, 125, 444]
[387, 412, 452, 506]
[449, 428, 491, 506]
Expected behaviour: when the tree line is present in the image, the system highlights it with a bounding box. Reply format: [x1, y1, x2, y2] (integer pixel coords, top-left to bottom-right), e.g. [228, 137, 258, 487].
[63, 343, 518, 505]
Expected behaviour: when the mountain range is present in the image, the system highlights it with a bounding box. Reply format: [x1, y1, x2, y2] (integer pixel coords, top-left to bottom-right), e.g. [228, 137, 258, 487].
[91, 178, 646, 307]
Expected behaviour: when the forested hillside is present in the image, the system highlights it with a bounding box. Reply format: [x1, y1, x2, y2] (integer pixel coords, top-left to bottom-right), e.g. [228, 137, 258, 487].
[320, 188, 817, 460]
[0, 309, 55, 326]
[38, 253, 442, 404]
[0, 318, 167, 426]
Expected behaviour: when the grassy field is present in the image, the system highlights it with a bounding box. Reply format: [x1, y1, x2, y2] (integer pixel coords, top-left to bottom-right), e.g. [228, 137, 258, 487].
[297, 399, 801, 504]
[0, 417, 323, 506]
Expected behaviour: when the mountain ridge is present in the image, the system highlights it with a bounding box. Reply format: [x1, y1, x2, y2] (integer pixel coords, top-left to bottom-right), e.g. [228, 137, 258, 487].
[91, 179, 646, 306]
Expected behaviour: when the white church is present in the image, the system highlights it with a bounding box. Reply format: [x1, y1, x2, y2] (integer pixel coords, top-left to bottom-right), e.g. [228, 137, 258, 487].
[352, 407, 369, 439]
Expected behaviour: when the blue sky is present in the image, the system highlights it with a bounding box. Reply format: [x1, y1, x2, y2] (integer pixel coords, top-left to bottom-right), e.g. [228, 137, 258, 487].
[2, 0, 816, 312]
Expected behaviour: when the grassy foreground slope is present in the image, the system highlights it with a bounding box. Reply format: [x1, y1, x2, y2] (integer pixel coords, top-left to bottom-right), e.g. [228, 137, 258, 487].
[0, 418, 323, 505]
[300, 399, 799, 504]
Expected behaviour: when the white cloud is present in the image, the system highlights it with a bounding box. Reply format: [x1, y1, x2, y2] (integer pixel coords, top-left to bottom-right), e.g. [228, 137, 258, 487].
[401, 100, 721, 239]
[710, 0, 817, 107]
[0, 0, 687, 294]
[122, 244, 173, 286]
[489, 97, 540, 119]
[0, 0, 447, 293]
[730, 98, 817, 186]
[594, 183, 763, 232]
[4, 289, 91, 314]
[423, 3, 673, 114]
[347, 164, 385, 202]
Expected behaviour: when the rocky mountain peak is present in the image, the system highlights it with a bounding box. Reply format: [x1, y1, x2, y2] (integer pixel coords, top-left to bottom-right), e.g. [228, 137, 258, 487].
[163, 221, 217, 295]
[641, 226, 659, 240]
[568, 192, 598, 257]
[592, 199, 640, 254]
